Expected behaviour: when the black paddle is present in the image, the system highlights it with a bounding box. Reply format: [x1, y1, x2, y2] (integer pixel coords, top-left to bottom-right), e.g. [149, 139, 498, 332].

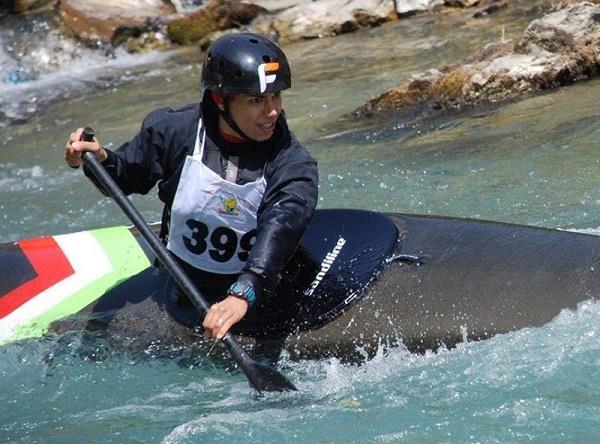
[80, 127, 296, 392]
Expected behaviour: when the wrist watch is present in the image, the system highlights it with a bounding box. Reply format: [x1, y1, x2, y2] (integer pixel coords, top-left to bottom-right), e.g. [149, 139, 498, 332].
[227, 281, 256, 307]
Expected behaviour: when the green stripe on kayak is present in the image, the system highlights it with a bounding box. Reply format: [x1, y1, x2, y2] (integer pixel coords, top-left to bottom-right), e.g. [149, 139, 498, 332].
[10, 226, 151, 341]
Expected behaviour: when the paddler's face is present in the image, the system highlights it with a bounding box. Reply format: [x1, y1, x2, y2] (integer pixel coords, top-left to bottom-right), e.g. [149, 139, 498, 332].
[222, 92, 282, 142]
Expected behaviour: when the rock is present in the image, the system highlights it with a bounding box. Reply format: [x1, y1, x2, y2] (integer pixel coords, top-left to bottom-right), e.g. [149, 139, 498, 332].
[538, 0, 600, 37]
[473, 0, 508, 18]
[252, 0, 397, 42]
[122, 30, 172, 53]
[555, 0, 600, 7]
[463, 39, 514, 63]
[1, 0, 56, 12]
[516, 20, 579, 54]
[245, 0, 302, 13]
[445, 0, 481, 7]
[197, 28, 240, 52]
[170, 0, 204, 14]
[167, 0, 266, 45]
[357, 69, 444, 117]
[58, 0, 175, 47]
[396, 0, 445, 16]
[348, 2, 600, 120]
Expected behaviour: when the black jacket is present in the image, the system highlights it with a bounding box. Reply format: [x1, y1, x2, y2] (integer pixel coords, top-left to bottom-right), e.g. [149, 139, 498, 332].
[84, 100, 318, 298]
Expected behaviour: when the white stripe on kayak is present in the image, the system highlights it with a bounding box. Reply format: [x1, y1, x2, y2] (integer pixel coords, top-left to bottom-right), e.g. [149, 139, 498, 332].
[0, 231, 112, 342]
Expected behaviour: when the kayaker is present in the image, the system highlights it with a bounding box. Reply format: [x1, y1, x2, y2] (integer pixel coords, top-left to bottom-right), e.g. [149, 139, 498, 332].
[64, 33, 319, 340]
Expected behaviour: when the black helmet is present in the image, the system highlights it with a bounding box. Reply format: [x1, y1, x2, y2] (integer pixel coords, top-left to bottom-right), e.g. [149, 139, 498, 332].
[202, 33, 291, 96]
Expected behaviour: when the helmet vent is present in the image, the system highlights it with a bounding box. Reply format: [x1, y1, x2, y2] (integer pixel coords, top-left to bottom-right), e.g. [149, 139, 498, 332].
[249, 38, 259, 44]
[262, 55, 271, 63]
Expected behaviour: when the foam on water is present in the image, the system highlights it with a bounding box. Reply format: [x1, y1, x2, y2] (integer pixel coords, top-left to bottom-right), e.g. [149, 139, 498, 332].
[0, 7, 182, 126]
[0, 163, 47, 192]
[3, 298, 597, 443]
[0, 47, 176, 126]
[567, 226, 600, 236]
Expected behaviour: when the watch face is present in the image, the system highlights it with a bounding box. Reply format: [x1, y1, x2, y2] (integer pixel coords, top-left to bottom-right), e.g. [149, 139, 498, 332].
[231, 282, 248, 295]
[229, 282, 256, 305]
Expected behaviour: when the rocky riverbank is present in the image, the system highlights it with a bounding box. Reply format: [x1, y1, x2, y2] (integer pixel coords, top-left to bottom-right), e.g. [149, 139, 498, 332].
[1, 0, 598, 126]
[348, 1, 600, 120]
[2, 0, 518, 52]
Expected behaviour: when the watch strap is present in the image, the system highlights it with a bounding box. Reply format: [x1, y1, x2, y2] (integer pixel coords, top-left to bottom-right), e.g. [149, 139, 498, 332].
[228, 281, 256, 307]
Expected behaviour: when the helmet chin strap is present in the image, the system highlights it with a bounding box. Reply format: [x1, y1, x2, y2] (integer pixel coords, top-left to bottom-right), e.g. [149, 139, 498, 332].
[217, 97, 258, 143]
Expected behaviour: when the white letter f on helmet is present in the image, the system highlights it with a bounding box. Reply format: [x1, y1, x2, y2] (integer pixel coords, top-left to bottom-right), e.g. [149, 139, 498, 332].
[257, 62, 280, 93]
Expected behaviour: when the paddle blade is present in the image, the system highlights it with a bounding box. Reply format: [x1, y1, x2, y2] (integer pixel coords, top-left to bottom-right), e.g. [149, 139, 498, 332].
[223, 334, 296, 392]
[245, 360, 297, 392]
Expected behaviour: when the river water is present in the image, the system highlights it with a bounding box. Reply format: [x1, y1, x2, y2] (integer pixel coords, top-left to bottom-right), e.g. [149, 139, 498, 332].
[2, 2, 600, 442]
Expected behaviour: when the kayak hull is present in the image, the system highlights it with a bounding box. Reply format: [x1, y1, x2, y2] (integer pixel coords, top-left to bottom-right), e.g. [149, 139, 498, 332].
[286, 214, 600, 359]
[2, 210, 599, 360]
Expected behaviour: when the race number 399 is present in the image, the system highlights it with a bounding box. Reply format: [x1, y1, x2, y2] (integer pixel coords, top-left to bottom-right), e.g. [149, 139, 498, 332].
[182, 219, 256, 263]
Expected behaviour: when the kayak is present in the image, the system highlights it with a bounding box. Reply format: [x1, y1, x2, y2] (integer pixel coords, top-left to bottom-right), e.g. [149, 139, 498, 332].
[1, 209, 599, 360]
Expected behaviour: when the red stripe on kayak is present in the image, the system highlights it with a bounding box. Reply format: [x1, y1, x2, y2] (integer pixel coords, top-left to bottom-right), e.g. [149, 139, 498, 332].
[0, 236, 74, 319]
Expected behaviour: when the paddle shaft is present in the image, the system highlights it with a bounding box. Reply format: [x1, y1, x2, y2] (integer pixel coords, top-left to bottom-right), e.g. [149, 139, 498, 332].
[80, 127, 295, 392]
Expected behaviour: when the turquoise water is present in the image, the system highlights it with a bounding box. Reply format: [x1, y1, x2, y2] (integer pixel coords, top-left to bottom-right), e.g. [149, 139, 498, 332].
[2, 299, 599, 442]
[2, 2, 600, 442]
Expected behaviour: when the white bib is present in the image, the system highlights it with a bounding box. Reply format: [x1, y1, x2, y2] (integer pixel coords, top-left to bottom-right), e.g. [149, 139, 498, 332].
[167, 118, 266, 274]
